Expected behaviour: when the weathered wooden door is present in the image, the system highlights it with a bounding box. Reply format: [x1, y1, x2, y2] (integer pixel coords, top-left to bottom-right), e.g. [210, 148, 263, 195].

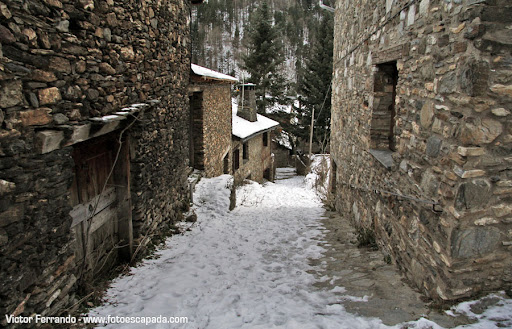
[69, 134, 123, 278]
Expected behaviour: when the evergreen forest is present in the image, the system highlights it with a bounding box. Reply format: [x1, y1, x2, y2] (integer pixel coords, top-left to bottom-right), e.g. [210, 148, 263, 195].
[191, 0, 334, 152]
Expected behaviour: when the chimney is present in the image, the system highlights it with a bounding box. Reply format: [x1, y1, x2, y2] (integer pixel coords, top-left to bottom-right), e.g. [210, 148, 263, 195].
[237, 83, 257, 122]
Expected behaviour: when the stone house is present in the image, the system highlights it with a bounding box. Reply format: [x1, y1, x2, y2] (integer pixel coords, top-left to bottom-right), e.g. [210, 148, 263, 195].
[189, 64, 237, 177]
[0, 0, 200, 322]
[232, 84, 279, 184]
[331, 0, 511, 301]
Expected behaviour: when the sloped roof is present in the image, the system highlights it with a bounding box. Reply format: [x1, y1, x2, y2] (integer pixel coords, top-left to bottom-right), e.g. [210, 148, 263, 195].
[232, 108, 279, 140]
[191, 64, 238, 83]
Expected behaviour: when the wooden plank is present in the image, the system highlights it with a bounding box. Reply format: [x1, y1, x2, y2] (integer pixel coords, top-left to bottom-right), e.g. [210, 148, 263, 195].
[70, 187, 116, 227]
[88, 205, 117, 234]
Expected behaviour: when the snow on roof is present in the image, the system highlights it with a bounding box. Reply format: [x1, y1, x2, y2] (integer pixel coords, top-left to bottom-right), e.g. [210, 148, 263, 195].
[232, 100, 279, 140]
[191, 64, 238, 82]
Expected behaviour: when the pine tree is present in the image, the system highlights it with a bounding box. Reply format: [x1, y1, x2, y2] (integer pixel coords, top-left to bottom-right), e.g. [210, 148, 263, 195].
[297, 14, 333, 152]
[242, 1, 286, 113]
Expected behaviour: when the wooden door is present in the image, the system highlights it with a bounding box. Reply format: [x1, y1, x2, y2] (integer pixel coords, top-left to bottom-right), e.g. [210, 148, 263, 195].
[69, 134, 120, 279]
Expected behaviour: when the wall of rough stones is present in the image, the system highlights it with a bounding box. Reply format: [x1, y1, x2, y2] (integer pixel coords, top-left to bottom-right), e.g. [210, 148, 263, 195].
[331, 0, 511, 301]
[233, 132, 273, 185]
[190, 81, 233, 177]
[0, 0, 192, 322]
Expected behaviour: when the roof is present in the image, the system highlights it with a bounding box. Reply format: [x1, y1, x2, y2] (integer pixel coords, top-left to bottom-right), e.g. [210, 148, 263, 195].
[191, 64, 238, 83]
[232, 108, 279, 140]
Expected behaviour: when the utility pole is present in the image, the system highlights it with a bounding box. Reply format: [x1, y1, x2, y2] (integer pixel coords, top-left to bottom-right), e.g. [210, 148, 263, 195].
[308, 107, 315, 160]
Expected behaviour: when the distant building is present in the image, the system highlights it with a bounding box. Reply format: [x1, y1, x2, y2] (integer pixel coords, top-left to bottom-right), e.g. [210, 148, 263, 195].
[272, 130, 293, 168]
[189, 64, 237, 177]
[331, 0, 511, 301]
[232, 84, 279, 184]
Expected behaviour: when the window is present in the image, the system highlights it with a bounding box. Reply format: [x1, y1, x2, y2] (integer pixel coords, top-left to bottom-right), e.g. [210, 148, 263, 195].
[263, 132, 268, 147]
[243, 142, 249, 162]
[330, 160, 337, 194]
[233, 148, 240, 171]
[223, 153, 229, 174]
[371, 61, 398, 151]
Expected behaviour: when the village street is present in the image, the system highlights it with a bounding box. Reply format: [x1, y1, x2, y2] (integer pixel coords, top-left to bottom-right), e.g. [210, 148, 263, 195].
[88, 169, 512, 329]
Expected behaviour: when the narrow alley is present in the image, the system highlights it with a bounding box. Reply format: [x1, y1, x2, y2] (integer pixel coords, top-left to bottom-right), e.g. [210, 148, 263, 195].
[88, 169, 512, 329]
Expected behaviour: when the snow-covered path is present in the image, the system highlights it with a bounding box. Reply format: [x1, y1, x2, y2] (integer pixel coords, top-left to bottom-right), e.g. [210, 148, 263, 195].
[89, 170, 512, 329]
[89, 170, 386, 328]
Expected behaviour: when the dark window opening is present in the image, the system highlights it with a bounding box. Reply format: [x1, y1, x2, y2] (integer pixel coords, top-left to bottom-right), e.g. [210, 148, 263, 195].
[223, 153, 229, 174]
[233, 148, 240, 171]
[371, 61, 398, 151]
[189, 92, 204, 170]
[331, 160, 337, 194]
[263, 132, 268, 147]
[243, 142, 249, 162]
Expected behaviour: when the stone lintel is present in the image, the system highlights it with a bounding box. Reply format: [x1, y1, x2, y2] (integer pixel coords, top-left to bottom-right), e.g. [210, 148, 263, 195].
[372, 44, 408, 65]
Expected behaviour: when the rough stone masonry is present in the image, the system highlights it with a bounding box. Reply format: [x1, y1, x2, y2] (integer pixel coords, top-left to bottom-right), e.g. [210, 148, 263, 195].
[331, 0, 511, 301]
[0, 0, 193, 324]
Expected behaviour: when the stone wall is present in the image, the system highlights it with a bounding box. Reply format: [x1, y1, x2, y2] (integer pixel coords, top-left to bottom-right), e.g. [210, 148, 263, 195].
[0, 0, 192, 322]
[190, 81, 233, 177]
[331, 0, 512, 301]
[233, 132, 273, 184]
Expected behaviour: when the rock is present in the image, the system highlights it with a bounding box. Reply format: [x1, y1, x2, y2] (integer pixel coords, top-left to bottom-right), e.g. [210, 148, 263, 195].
[420, 101, 434, 128]
[48, 57, 72, 74]
[0, 24, 15, 44]
[490, 84, 512, 97]
[86, 88, 100, 100]
[451, 227, 501, 259]
[28, 92, 39, 108]
[0, 205, 23, 227]
[79, 0, 94, 9]
[38, 87, 62, 105]
[120, 46, 135, 60]
[5, 62, 32, 75]
[44, 0, 63, 8]
[53, 113, 69, 125]
[455, 179, 491, 211]
[19, 108, 52, 126]
[474, 217, 499, 226]
[75, 60, 87, 73]
[420, 169, 439, 198]
[0, 2, 12, 19]
[457, 146, 484, 157]
[23, 28, 37, 42]
[459, 118, 503, 145]
[31, 69, 57, 82]
[453, 168, 486, 179]
[56, 20, 69, 33]
[491, 204, 512, 218]
[99, 62, 116, 75]
[491, 107, 510, 117]
[0, 80, 24, 108]
[0, 179, 15, 195]
[426, 135, 442, 157]
[106, 12, 117, 26]
[103, 28, 112, 42]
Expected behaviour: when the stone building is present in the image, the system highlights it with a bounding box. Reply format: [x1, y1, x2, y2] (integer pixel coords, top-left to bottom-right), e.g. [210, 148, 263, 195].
[189, 64, 237, 177]
[331, 0, 511, 301]
[233, 84, 279, 184]
[0, 0, 200, 322]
